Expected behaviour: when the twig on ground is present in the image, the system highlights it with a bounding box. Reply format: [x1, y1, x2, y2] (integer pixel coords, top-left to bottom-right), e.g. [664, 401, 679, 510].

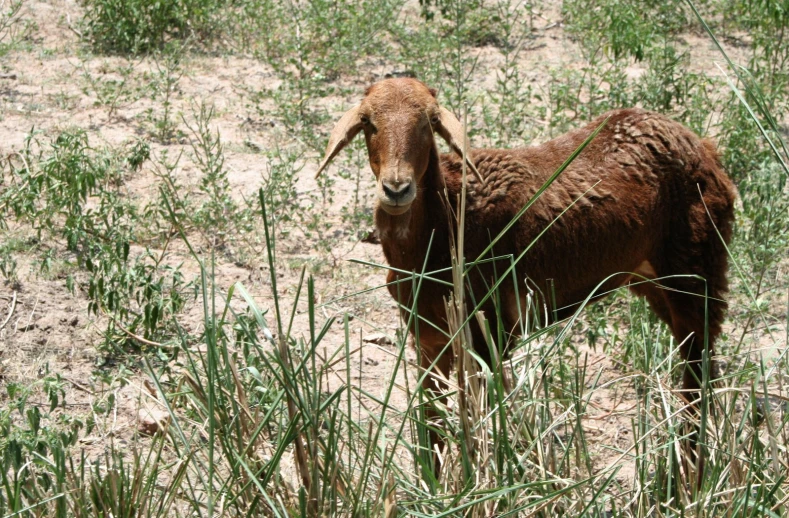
[65, 377, 95, 395]
[65, 13, 83, 39]
[103, 309, 166, 348]
[0, 291, 17, 331]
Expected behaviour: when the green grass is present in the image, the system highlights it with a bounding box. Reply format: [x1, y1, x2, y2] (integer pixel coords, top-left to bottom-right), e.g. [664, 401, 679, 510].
[1, 0, 789, 516]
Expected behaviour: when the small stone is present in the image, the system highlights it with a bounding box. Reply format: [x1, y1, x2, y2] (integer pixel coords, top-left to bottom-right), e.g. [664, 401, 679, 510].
[143, 379, 157, 397]
[138, 408, 170, 435]
[35, 314, 58, 331]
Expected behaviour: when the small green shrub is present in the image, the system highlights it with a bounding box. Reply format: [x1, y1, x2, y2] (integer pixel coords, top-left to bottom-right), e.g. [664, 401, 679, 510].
[1, 130, 121, 246]
[634, 41, 715, 132]
[78, 59, 141, 119]
[259, 144, 305, 240]
[246, 0, 400, 151]
[0, 370, 82, 517]
[564, 0, 693, 61]
[186, 104, 244, 242]
[0, 236, 25, 286]
[0, 0, 27, 57]
[141, 48, 186, 142]
[723, 0, 789, 98]
[80, 0, 227, 54]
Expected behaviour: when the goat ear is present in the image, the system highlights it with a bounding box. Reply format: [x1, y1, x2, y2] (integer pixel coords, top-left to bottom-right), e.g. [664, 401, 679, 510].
[435, 106, 484, 184]
[315, 104, 363, 178]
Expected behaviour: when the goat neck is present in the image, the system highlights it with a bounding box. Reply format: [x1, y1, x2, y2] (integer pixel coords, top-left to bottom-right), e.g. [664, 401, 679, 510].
[376, 143, 447, 272]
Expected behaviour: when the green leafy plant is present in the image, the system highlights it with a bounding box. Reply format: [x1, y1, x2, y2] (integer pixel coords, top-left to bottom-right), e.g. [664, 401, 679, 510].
[185, 103, 247, 244]
[1, 130, 194, 352]
[0, 0, 26, 57]
[80, 0, 227, 54]
[78, 59, 142, 120]
[142, 48, 186, 143]
[0, 369, 82, 517]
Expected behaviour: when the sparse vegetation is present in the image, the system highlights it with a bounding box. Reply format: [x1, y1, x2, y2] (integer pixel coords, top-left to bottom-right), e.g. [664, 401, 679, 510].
[1, 0, 788, 516]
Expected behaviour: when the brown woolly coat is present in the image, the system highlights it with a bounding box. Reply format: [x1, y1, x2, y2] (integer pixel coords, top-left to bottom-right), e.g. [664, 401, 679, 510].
[379, 108, 736, 371]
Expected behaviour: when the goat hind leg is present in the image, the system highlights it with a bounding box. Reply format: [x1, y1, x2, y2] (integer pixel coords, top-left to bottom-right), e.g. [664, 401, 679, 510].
[664, 288, 724, 401]
[664, 286, 726, 489]
[629, 280, 674, 328]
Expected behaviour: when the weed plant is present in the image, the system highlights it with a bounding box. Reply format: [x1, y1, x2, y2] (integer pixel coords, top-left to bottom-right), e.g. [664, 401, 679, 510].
[0, 130, 193, 351]
[78, 59, 142, 121]
[80, 0, 227, 54]
[0, 0, 26, 57]
[144, 48, 187, 143]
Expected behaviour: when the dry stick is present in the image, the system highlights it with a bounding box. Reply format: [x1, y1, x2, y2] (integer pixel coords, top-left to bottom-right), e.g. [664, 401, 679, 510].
[64, 377, 95, 395]
[65, 13, 83, 38]
[279, 334, 313, 506]
[451, 102, 476, 478]
[383, 472, 397, 518]
[17, 292, 38, 336]
[102, 309, 166, 348]
[0, 291, 16, 331]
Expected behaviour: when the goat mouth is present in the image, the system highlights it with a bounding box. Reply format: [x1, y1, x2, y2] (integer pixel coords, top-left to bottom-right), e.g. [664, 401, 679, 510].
[379, 201, 412, 215]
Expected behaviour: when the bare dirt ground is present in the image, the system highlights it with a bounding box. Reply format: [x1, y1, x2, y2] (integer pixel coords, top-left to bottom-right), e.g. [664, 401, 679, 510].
[1, 0, 783, 495]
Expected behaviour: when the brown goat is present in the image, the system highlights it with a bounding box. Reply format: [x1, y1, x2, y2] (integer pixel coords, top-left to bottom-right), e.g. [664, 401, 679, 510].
[317, 78, 736, 474]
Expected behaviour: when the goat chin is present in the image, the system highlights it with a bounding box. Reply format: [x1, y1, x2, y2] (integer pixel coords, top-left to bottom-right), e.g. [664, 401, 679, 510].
[378, 203, 411, 216]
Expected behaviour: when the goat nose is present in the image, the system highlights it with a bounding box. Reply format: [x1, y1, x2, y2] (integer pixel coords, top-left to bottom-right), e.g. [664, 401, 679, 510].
[382, 180, 412, 201]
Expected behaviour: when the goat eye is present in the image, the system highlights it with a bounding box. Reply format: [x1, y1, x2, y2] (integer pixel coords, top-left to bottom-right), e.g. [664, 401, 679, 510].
[430, 116, 439, 126]
[360, 115, 370, 125]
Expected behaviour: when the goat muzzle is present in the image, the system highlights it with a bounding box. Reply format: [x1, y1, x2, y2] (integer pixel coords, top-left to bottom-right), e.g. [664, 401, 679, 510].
[378, 179, 415, 214]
